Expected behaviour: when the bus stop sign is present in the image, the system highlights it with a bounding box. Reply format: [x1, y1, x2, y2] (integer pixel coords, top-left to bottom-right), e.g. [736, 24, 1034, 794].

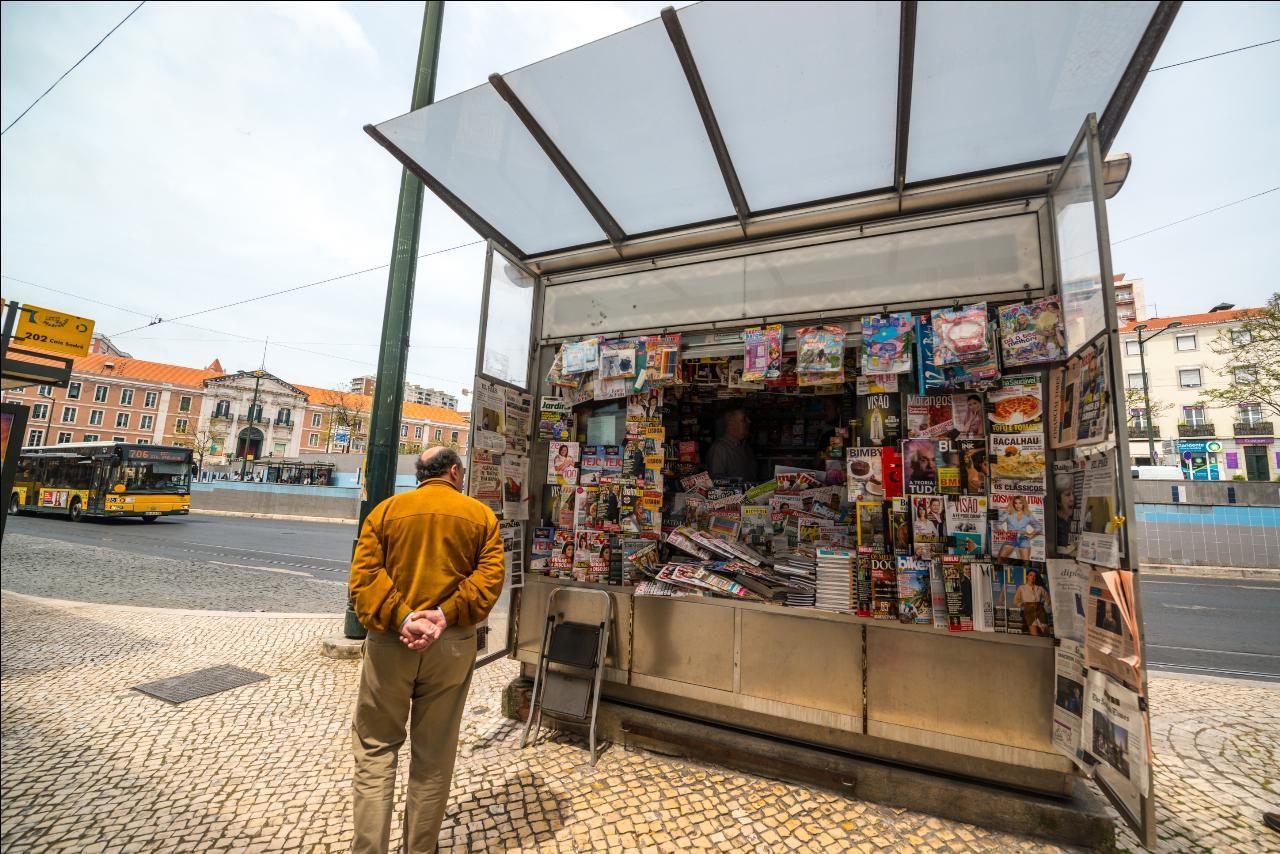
[7, 301, 96, 358]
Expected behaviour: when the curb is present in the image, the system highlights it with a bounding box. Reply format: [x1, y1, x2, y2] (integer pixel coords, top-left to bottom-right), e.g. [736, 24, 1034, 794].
[0, 590, 345, 620]
[190, 508, 356, 525]
[1141, 564, 1280, 581]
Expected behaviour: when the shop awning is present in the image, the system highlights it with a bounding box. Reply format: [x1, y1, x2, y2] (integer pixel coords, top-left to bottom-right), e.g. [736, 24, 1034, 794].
[366, 1, 1177, 262]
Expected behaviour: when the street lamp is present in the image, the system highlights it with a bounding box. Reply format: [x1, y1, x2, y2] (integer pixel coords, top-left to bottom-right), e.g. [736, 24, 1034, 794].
[38, 388, 55, 445]
[1131, 320, 1182, 466]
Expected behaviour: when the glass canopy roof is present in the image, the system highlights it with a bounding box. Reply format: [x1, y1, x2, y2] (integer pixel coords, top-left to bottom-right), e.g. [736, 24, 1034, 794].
[369, 0, 1169, 260]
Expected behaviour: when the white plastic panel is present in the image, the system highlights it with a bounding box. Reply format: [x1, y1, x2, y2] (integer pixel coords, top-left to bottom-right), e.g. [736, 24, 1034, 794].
[375, 85, 606, 255]
[481, 252, 537, 389]
[745, 215, 1043, 316]
[678, 0, 899, 211]
[908, 1, 1157, 182]
[505, 18, 733, 235]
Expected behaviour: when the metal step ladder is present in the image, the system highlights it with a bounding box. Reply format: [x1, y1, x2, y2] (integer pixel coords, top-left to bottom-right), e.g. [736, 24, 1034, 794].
[520, 587, 612, 766]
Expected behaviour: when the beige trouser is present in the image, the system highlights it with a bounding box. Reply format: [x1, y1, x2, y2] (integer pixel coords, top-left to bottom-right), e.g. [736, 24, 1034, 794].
[351, 625, 476, 854]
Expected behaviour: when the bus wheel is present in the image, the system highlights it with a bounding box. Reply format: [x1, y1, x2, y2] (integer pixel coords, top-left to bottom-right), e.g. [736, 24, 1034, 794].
[141, 515, 159, 523]
[8, 494, 18, 515]
[68, 498, 84, 522]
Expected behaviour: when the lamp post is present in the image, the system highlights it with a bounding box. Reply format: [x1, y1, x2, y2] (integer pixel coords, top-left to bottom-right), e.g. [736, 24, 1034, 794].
[239, 370, 265, 481]
[1131, 320, 1182, 466]
[38, 388, 55, 444]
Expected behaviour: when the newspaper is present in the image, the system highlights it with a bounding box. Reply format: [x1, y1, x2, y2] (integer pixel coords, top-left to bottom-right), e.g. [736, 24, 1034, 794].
[1085, 568, 1142, 691]
[1078, 452, 1121, 568]
[1046, 558, 1090, 644]
[1082, 669, 1150, 797]
[501, 455, 529, 521]
[504, 389, 531, 455]
[499, 520, 525, 588]
[1052, 640, 1088, 767]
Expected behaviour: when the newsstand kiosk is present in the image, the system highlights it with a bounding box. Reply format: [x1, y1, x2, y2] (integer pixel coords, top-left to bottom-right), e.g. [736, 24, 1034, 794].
[366, 3, 1179, 846]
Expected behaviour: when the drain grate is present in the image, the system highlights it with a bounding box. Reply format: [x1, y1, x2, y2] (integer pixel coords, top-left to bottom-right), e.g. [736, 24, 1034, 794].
[133, 665, 269, 705]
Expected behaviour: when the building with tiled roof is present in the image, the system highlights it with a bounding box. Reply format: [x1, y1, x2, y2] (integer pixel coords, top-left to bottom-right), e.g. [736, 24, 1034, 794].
[2, 353, 468, 466]
[1119, 303, 1274, 480]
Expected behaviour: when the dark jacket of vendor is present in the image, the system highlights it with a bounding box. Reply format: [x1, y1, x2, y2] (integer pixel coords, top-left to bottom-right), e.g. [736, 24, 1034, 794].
[707, 408, 756, 481]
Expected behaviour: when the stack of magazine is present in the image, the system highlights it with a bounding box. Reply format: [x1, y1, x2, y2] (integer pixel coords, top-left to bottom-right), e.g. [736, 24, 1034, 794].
[815, 548, 854, 612]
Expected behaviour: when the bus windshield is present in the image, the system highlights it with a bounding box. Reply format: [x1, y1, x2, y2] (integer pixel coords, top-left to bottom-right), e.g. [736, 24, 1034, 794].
[122, 460, 191, 493]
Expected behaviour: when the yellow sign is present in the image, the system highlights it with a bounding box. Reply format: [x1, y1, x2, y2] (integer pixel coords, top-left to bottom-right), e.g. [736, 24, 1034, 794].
[7, 301, 96, 358]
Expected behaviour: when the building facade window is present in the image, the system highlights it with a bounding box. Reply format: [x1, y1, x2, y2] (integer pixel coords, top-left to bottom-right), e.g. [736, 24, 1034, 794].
[274, 442, 287, 454]
[57, 432, 73, 444]
[144, 391, 159, 408]
[1178, 368, 1202, 388]
[277, 407, 291, 424]
[414, 426, 423, 439]
[1238, 403, 1264, 425]
[120, 388, 134, 405]
[113, 436, 125, 442]
[61, 406, 77, 423]
[1131, 408, 1150, 430]
[1174, 333, 1197, 351]
[32, 403, 49, 421]
[1231, 329, 1252, 346]
[179, 395, 192, 412]
[1126, 371, 1146, 389]
[84, 434, 100, 442]
[1124, 340, 1141, 356]
[249, 404, 263, 422]
[176, 418, 189, 433]
[89, 410, 104, 426]
[308, 432, 320, 447]
[67, 381, 82, 400]
[27, 429, 44, 446]
[94, 385, 109, 402]
[38, 384, 52, 396]
[136, 439, 150, 445]
[1182, 405, 1207, 427]
[140, 415, 154, 430]
[451, 431, 459, 443]
[1234, 367, 1258, 384]
[214, 399, 231, 418]
[434, 428, 443, 441]
[400, 424, 408, 438]
[311, 412, 323, 428]
[116, 413, 130, 428]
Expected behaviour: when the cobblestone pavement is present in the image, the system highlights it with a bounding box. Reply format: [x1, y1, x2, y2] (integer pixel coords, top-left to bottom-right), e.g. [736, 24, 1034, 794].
[0, 532, 343, 612]
[2, 592, 1277, 853]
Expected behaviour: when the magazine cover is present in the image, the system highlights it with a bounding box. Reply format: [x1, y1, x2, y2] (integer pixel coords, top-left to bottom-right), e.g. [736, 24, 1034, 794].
[991, 564, 1007, 632]
[881, 445, 903, 499]
[902, 439, 939, 494]
[909, 494, 947, 556]
[987, 374, 1044, 434]
[846, 447, 885, 502]
[574, 484, 597, 531]
[562, 338, 599, 374]
[855, 391, 901, 447]
[950, 393, 986, 439]
[640, 489, 663, 535]
[991, 492, 1046, 561]
[854, 548, 877, 616]
[888, 497, 911, 555]
[905, 395, 955, 439]
[895, 557, 933, 624]
[989, 433, 1047, 495]
[957, 439, 988, 496]
[593, 374, 629, 401]
[599, 339, 638, 379]
[549, 529, 576, 575]
[740, 505, 770, 549]
[618, 480, 643, 534]
[742, 323, 783, 382]
[796, 325, 846, 377]
[593, 477, 623, 532]
[548, 485, 576, 529]
[861, 312, 914, 374]
[1004, 563, 1054, 637]
[945, 495, 988, 556]
[627, 388, 664, 423]
[941, 556, 975, 631]
[937, 443, 962, 495]
[1075, 339, 1111, 446]
[636, 333, 682, 390]
[999, 296, 1066, 366]
[971, 562, 996, 632]
[930, 303, 991, 366]
[856, 500, 886, 550]
[1056, 358, 1081, 449]
[1052, 459, 1083, 556]
[871, 553, 899, 619]
[584, 532, 613, 582]
[622, 437, 646, 479]
[622, 539, 660, 585]
[538, 396, 573, 440]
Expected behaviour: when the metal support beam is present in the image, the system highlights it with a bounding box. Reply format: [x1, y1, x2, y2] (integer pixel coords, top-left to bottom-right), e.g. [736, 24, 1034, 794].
[1098, 1, 1181, 156]
[346, 1, 446, 639]
[893, 0, 918, 195]
[488, 73, 627, 250]
[660, 6, 751, 233]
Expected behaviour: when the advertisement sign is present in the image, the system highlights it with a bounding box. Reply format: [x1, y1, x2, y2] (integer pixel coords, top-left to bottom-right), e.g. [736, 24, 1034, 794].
[1235, 436, 1273, 445]
[1178, 441, 1221, 481]
[40, 489, 70, 508]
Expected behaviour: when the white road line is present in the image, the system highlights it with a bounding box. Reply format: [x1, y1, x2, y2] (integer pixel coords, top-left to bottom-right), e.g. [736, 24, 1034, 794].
[1144, 580, 1280, 589]
[209, 561, 313, 578]
[1147, 644, 1279, 658]
[1148, 662, 1280, 681]
[180, 541, 349, 564]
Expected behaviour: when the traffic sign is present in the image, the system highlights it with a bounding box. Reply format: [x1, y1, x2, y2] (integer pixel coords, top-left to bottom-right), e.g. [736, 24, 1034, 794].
[6, 301, 95, 358]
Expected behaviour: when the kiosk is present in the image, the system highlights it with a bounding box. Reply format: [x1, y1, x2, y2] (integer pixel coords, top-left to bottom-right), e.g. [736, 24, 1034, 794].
[365, 3, 1178, 845]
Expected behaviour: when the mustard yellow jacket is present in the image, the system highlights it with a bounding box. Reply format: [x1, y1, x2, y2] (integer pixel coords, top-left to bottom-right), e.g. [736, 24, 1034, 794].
[350, 478, 505, 631]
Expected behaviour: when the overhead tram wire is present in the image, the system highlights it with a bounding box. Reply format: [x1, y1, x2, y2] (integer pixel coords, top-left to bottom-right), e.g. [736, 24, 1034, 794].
[108, 238, 484, 336]
[1147, 37, 1279, 72]
[1111, 187, 1279, 246]
[1, 1, 147, 136]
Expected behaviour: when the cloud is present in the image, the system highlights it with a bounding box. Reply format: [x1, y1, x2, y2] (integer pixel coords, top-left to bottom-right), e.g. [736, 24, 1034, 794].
[262, 1, 375, 59]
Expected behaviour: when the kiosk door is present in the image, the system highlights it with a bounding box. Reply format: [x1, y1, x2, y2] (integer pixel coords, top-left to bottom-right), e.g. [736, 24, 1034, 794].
[466, 242, 541, 667]
[1049, 113, 1155, 847]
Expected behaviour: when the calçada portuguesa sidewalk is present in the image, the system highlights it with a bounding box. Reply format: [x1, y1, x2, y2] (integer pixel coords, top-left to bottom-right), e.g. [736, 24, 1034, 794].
[2, 591, 1277, 853]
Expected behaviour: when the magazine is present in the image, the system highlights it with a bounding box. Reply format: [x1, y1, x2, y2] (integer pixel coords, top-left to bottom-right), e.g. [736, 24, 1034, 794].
[861, 312, 914, 374]
[990, 492, 1046, 561]
[1082, 669, 1150, 796]
[989, 433, 1047, 495]
[636, 334, 681, 390]
[902, 439, 939, 494]
[599, 339, 638, 379]
[549, 529, 575, 575]
[970, 561, 996, 632]
[1074, 339, 1111, 446]
[538, 396, 573, 440]
[905, 395, 956, 439]
[1052, 640, 1088, 767]
[622, 538, 660, 585]
[909, 494, 947, 556]
[937, 442, 961, 495]
[1047, 558, 1090, 644]
[593, 477, 623, 532]
[930, 303, 991, 366]
[895, 557, 933, 624]
[593, 374, 630, 401]
[617, 480, 642, 534]
[917, 315, 1001, 392]
[945, 495, 988, 556]
[1078, 452, 1122, 568]
[531, 526, 553, 572]
[1002, 563, 1053, 637]
[999, 296, 1066, 366]
[941, 556, 975, 632]
[853, 548, 876, 616]
[627, 388, 663, 423]
[888, 497, 911, 556]
[740, 505, 770, 549]
[501, 455, 529, 521]
[573, 484, 596, 531]
[1052, 459, 1084, 556]
[950, 392, 986, 439]
[742, 324, 783, 382]
[640, 489, 663, 535]
[957, 439, 988, 496]
[856, 500, 886, 551]
[561, 338, 599, 374]
[855, 390, 901, 447]
[548, 485, 576, 529]
[986, 374, 1044, 434]
[1056, 358, 1081, 449]
[846, 447, 886, 502]
[622, 437, 646, 479]
[855, 374, 899, 395]
[881, 446, 903, 499]
[796, 325, 846, 383]
[871, 553, 899, 619]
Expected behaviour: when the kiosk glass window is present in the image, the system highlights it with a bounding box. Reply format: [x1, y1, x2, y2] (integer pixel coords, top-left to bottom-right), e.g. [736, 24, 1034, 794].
[1052, 132, 1106, 355]
[480, 251, 535, 389]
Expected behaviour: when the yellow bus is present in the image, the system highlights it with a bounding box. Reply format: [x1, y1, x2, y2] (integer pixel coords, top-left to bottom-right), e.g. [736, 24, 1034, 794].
[10, 442, 193, 521]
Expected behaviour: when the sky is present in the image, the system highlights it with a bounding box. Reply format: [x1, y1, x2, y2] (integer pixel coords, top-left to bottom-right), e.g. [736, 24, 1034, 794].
[2, 1, 1277, 408]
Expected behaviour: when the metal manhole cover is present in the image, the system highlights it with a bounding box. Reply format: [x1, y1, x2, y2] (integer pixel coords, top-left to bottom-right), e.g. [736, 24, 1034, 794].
[133, 665, 269, 704]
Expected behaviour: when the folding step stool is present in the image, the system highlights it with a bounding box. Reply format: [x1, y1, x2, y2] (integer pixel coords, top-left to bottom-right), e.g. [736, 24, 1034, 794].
[520, 587, 612, 766]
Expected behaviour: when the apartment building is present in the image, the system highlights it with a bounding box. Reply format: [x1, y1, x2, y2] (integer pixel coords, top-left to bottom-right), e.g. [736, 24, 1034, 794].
[1120, 305, 1274, 480]
[348, 375, 460, 411]
[1113, 274, 1147, 326]
[295, 384, 468, 457]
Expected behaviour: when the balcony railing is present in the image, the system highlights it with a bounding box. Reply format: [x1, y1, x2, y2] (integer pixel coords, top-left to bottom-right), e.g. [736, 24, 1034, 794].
[1234, 420, 1274, 437]
[1128, 424, 1160, 439]
[236, 414, 269, 424]
[1177, 422, 1216, 438]
[211, 412, 233, 421]
[274, 419, 294, 429]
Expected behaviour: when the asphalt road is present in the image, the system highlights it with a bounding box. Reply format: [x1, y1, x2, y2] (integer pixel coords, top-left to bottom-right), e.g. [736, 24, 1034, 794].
[6, 512, 1279, 682]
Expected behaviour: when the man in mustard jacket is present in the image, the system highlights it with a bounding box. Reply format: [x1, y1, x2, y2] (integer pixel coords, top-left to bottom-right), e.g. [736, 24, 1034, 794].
[349, 446, 505, 853]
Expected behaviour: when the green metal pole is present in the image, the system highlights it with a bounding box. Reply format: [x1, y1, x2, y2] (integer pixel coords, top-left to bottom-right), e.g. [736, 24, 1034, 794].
[345, 1, 445, 639]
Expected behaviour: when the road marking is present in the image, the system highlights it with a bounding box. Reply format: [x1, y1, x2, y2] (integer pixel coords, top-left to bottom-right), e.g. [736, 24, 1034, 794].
[180, 541, 349, 564]
[1147, 644, 1278, 658]
[1148, 662, 1280, 682]
[1144, 580, 1280, 589]
[1160, 604, 1213, 611]
[210, 561, 313, 578]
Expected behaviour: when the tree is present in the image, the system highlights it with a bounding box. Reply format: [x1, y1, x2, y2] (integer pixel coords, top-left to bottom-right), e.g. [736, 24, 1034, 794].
[315, 385, 364, 453]
[174, 427, 225, 473]
[1123, 387, 1170, 430]
[1198, 293, 1280, 419]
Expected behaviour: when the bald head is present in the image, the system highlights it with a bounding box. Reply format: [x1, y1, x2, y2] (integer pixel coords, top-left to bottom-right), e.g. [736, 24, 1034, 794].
[416, 446, 463, 486]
